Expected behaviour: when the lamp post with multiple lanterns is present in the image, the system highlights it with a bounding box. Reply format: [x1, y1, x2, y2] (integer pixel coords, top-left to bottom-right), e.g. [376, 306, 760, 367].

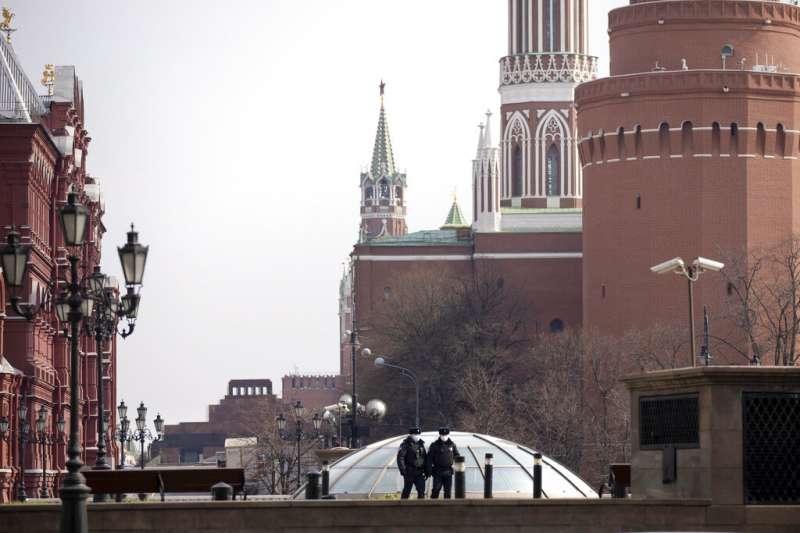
[34, 406, 66, 498]
[1, 399, 31, 502]
[130, 402, 164, 470]
[276, 401, 321, 489]
[0, 191, 148, 533]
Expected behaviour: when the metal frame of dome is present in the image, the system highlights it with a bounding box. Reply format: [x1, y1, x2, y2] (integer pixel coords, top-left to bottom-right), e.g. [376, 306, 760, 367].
[295, 431, 597, 499]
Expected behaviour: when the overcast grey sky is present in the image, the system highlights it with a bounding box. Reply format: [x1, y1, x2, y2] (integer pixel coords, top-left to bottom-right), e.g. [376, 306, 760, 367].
[6, 0, 626, 424]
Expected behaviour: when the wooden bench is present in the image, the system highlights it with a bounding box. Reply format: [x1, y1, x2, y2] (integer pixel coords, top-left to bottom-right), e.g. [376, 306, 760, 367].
[81, 468, 246, 502]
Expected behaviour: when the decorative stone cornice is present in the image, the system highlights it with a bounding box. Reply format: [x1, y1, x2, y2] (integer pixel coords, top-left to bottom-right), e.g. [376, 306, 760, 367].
[500, 53, 598, 87]
[576, 70, 800, 107]
[611, 0, 800, 32]
[623, 366, 800, 392]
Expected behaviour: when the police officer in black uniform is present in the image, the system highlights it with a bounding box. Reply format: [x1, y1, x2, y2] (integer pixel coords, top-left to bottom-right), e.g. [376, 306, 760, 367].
[397, 427, 427, 499]
[426, 427, 460, 499]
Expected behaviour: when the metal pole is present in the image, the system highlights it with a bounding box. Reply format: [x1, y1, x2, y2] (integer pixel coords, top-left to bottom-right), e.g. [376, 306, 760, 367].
[484, 453, 493, 499]
[119, 433, 125, 469]
[59, 254, 89, 533]
[94, 330, 109, 470]
[296, 422, 302, 489]
[688, 274, 697, 367]
[139, 434, 145, 470]
[321, 461, 330, 496]
[350, 330, 358, 449]
[40, 433, 47, 498]
[93, 330, 109, 504]
[17, 428, 27, 501]
[454, 456, 466, 499]
[533, 453, 542, 499]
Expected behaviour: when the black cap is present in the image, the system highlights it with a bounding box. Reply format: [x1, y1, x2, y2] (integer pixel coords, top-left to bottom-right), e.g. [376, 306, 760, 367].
[438, 427, 450, 435]
[409, 427, 421, 435]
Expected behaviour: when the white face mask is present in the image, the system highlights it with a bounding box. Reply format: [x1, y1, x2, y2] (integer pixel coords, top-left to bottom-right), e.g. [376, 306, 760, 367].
[410, 435, 420, 442]
[439, 435, 448, 442]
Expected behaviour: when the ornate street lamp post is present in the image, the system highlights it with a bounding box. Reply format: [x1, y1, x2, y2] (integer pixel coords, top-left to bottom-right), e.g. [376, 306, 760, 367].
[130, 402, 164, 470]
[374, 357, 419, 427]
[15, 400, 30, 502]
[276, 402, 321, 489]
[35, 406, 66, 498]
[0, 192, 148, 533]
[81, 268, 139, 486]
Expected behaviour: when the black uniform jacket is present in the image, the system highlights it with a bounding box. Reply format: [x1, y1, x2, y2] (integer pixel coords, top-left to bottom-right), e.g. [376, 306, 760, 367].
[397, 436, 427, 477]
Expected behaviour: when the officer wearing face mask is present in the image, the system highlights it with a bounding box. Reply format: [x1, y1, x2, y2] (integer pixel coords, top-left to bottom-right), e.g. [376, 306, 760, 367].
[397, 427, 427, 499]
[426, 427, 460, 499]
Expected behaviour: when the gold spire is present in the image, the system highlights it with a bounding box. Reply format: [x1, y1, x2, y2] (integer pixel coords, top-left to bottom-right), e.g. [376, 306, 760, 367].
[0, 7, 15, 43]
[41, 64, 55, 96]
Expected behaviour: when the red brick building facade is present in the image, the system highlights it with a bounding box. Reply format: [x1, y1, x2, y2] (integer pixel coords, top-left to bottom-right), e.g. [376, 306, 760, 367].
[0, 36, 117, 501]
[342, 1, 591, 356]
[345, 0, 800, 369]
[577, 0, 800, 357]
[155, 380, 279, 465]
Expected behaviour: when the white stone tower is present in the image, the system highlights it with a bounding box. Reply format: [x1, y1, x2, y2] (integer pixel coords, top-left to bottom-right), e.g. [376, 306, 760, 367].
[500, 0, 597, 209]
[473, 111, 501, 233]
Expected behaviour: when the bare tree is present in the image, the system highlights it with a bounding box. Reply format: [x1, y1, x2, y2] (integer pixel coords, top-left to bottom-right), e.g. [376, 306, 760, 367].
[721, 237, 800, 366]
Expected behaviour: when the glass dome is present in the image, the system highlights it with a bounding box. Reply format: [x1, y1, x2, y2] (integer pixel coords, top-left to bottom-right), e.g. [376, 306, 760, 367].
[299, 431, 596, 499]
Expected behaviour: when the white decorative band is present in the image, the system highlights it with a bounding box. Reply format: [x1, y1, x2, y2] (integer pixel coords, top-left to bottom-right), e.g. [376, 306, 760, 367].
[357, 253, 582, 262]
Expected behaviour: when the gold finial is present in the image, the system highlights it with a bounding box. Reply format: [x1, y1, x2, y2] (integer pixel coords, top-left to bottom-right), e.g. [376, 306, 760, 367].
[0, 7, 15, 43]
[41, 64, 55, 96]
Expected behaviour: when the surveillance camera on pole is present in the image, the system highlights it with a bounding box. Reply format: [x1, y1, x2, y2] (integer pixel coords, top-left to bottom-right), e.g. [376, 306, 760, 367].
[650, 255, 725, 367]
[650, 257, 686, 275]
[693, 257, 724, 273]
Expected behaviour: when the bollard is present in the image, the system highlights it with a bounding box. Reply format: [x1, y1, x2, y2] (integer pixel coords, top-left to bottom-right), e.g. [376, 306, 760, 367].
[484, 453, 493, 499]
[305, 471, 321, 500]
[211, 482, 233, 501]
[321, 461, 330, 496]
[454, 455, 466, 499]
[533, 452, 542, 499]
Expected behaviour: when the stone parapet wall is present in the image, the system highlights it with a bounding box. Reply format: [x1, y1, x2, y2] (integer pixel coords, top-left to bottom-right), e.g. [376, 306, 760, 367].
[1, 500, 799, 533]
[609, 1, 800, 75]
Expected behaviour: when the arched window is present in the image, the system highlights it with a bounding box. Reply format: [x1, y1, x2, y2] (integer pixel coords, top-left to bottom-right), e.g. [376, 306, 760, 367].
[512, 144, 523, 197]
[659, 123, 671, 158]
[634, 125, 643, 158]
[546, 144, 561, 196]
[365, 186, 373, 201]
[711, 122, 721, 156]
[549, 318, 564, 333]
[756, 123, 766, 157]
[395, 186, 403, 200]
[681, 122, 693, 157]
[379, 179, 390, 199]
[617, 127, 626, 160]
[777, 124, 786, 158]
[730, 123, 739, 156]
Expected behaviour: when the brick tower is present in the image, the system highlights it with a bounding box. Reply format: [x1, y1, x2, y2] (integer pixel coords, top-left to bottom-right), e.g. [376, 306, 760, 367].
[500, 0, 596, 209]
[360, 83, 407, 241]
[578, 0, 800, 356]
